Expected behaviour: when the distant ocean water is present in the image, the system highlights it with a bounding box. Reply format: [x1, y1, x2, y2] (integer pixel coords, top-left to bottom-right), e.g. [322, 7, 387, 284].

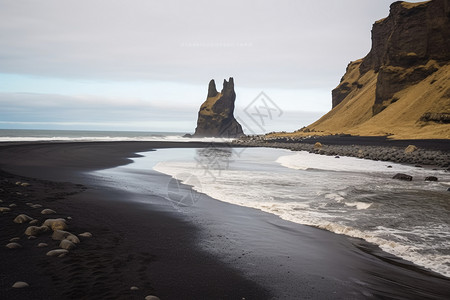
[0, 129, 229, 142]
[92, 147, 450, 278]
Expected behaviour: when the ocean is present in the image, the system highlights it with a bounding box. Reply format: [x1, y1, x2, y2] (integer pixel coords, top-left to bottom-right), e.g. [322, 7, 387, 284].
[91, 147, 450, 279]
[0, 129, 231, 142]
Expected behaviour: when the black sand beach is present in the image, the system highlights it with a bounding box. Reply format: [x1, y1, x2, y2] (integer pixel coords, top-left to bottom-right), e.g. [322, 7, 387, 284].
[1, 141, 449, 299]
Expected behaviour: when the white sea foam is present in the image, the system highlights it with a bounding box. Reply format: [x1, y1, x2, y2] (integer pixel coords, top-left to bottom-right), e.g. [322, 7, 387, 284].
[150, 148, 450, 278]
[276, 151, 414, 173]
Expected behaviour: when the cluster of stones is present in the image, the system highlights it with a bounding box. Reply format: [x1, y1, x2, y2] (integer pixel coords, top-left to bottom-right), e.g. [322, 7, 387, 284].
[2, 180, 161, 299]
[1, 181, 92, 289]
[233, 137, 450, 169]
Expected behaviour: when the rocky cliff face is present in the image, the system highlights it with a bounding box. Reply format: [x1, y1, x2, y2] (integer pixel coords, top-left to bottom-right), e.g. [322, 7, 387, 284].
[306, 0, 450, 139]
[193, 78, 244, 137]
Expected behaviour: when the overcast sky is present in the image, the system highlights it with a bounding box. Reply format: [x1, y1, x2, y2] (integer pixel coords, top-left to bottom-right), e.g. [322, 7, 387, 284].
[0, 0, 426, 133]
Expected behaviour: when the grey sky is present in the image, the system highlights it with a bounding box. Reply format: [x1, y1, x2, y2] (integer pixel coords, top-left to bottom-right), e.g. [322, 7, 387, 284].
[0, 0, 427, 132]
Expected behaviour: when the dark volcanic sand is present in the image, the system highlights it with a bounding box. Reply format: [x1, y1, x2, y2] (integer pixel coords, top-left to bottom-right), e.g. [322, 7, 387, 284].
[1, 141, 449, 299]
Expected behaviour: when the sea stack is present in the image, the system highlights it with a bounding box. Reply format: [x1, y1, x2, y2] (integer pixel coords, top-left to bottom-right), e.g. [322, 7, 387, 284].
[193, 77, 244, 137]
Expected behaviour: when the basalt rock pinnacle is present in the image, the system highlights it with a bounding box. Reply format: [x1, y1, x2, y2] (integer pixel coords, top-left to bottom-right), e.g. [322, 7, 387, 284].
[193, 77, 244, 137]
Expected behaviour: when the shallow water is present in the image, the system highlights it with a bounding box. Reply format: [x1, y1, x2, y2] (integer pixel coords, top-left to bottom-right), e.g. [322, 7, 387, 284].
[94, 147, 450, 278]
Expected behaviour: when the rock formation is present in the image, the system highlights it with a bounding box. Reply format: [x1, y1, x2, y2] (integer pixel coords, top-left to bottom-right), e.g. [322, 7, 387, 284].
[193, 77, 244, 137]
[303, 0, 450, 139]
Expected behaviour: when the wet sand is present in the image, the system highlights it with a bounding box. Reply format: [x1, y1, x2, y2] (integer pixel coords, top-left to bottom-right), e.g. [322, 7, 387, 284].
[0, 141, 449, 299]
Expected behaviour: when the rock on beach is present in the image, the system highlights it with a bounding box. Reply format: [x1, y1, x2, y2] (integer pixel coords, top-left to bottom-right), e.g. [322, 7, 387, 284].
[52, 230, 80, 244]
[25, 225, 50, 236]
[12, 281, 29, 288]
[43, 218, 68, 231]
[46, 249, 69, 257]
[41, 208, 56, 215]
[393, 173, 413, 181]
[13, 214, 33, 224]
[59, 239, 76, 250]
[78, 232, 92, 238]
[6, 242, 22, 249]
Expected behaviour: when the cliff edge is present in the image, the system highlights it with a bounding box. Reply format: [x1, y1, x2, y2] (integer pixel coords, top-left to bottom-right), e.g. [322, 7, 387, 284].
[193, 78, 244, 137]
[302, 0, 450, 139]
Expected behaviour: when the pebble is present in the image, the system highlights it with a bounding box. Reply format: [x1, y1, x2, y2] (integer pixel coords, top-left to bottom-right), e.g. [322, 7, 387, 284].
[28, 236, 37, 240]
[25, 225, 50, 236]
[46, 249, 69, 257]
[10, 237, 20, 242]
[41, 208, 56, 215]
[52, 230, 80, 244]
[9, 203, 17, 207]
[0, 199, 3, 203]
[14, 214, 33, 224]
[12, 281, 29, 288]
[6, 242, 22, 249]
[145, 296, 161, 300]
[31, 204, 42, 209]
[37, 243, 48, 248]
[59, 239, 76, 250]
[67, 216, 72, 220]
[130, 286, 139, 291]
[43, 218, 68, 231]
[21, 182, 31, 187]
[392, 173, 413, 181]
[79, 232, 92, 238]
[29, 219, 39, 225]
[0, 207, 11, 212]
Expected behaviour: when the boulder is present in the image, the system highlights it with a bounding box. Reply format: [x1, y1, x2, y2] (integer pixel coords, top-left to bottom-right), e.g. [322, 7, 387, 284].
[0, 207, 11, 213]
[46, 249, 69, 257]
[425, 176, 438, 181]
[405, 145, 418, 154]
[314, 142, 323, 149]
[25, 225, 50, 236]
[13, 214, 33, 224]
[43, 218, 68, 231]
[79, 232, 93, 238]
[52, 230, 80, 244]
[29, 219, 39, 225]
[59, 239, 76, 250]
[393, 173, 413, 181]
[12, 281, 29, 288]
[6, 242, 22, 249]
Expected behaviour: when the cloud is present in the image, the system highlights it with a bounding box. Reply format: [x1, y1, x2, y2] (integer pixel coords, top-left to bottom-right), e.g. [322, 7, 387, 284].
[0, 92, 198, 130]
[0, 0, 421, 89]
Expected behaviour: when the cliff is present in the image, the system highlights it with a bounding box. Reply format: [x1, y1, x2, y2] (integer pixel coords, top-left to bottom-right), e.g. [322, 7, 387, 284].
[301, 0, 450, 139]
[193, 77, 244, 137]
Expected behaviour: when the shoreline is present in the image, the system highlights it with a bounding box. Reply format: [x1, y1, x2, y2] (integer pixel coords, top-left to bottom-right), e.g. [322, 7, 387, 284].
[1, 140, 450, 299]
[233, 136, 450, 169]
